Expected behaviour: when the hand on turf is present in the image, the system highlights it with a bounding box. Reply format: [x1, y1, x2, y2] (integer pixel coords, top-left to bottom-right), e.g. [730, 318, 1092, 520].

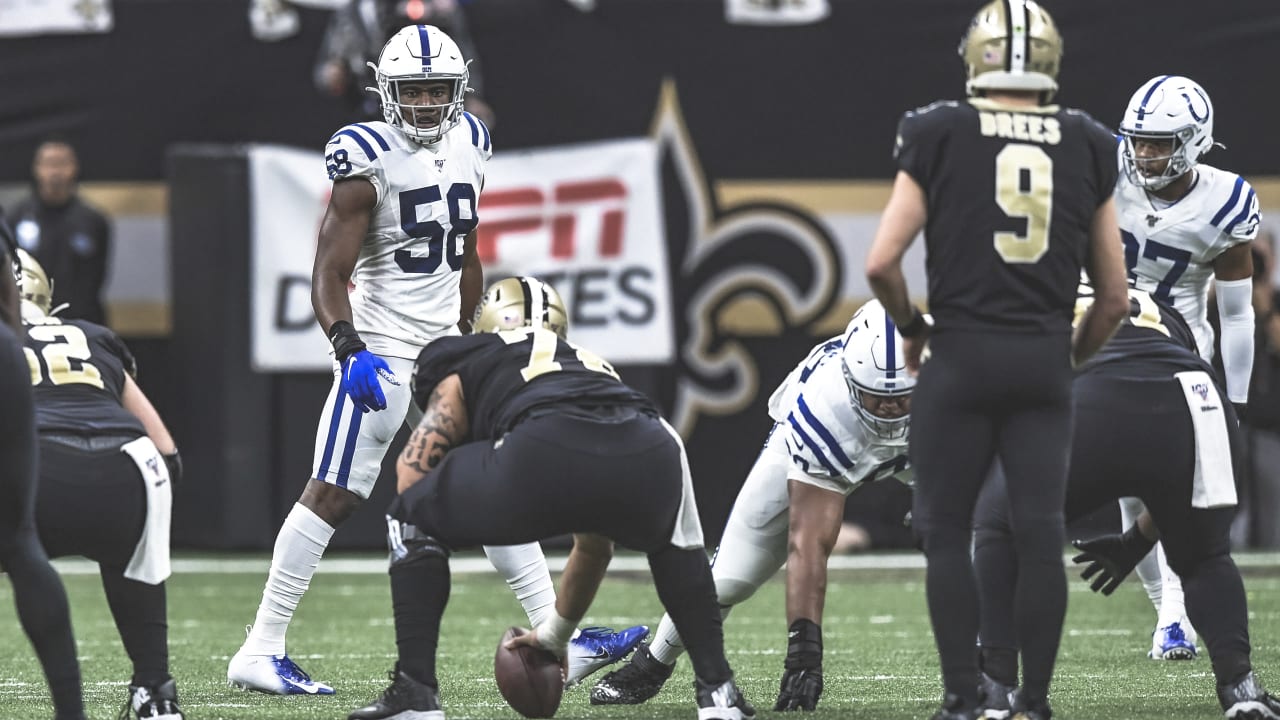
[774, 666, 823, 711]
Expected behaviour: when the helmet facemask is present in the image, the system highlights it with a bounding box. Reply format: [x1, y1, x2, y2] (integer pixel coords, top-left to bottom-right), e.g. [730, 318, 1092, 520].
[369, 25, 470, 145]
[842, 362, 912, 441]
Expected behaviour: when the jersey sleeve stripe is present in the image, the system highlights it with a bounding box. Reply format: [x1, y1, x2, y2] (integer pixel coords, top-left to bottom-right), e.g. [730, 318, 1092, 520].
[353, 123, 392, 152]
[786, 411, 841, 477]
[1209, 176, 1245, 228]
[334, 128, 379, 162]
[1224, 188, 1257, 235]
[797, 395, 855, 470]
[462, 112, 491, 152]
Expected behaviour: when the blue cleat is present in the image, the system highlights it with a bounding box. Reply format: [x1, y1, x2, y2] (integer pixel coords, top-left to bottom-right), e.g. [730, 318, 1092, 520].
[1150, 620, 1198, 660]
[227, 651, 336, 695]
[565, 625, 649, 687]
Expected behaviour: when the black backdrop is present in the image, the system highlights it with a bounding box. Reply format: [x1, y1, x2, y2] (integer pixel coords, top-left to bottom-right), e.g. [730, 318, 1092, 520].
[5, 0, 1278, 548]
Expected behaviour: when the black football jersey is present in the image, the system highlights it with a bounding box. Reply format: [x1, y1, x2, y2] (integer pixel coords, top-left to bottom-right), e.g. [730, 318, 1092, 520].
[1074, 287, 1213, 379]
[896, 98, 1119, 334]
[413, 329, 658, 441]
[24, 316, 147, 437]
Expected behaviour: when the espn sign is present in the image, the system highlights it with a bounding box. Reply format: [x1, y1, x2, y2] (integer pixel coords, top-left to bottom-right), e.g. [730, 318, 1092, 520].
[481, 138, 674, 363]
[248, 138, 673, 372]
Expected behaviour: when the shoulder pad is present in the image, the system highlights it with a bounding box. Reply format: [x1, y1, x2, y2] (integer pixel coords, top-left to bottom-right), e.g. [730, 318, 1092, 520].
[460, 112, 492, 156]
[1208, 174, 1260, 239]
[325, 123, 395, 180]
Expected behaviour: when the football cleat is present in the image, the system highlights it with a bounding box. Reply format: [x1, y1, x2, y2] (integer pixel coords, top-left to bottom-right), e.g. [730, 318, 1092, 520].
[1150, 620, 1198, 660]
[1218, 671, 1280, 719]
[227, 650, 335, 695]
[122, 678, 183, 720]
[929, 693, 984, 720]
[1009, 688, 1052, 720]
[348, 669, 444, 720]
[979, 672, 1016, 720]
[696, 678, 756, 720]
[590, 642, 674, 705]
[565, 625, 649, 688]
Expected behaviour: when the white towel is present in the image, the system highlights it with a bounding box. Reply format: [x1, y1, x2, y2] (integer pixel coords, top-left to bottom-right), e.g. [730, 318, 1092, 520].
[120, 437, 173, 584]
[1174, 371, 1237, 509]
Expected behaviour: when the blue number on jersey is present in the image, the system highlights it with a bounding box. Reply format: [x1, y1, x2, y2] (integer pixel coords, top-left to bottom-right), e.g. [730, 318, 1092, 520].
[1121, 230, 1191, 302]
[325, 149, 352, 179]
[860, 454, 908, 484]
[395, 183, 479, 274]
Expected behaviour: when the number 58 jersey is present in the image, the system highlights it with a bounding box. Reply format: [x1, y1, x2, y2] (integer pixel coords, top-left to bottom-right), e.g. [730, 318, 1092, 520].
[324, 114, 492, 359]
[1115, 158, 1260, 361]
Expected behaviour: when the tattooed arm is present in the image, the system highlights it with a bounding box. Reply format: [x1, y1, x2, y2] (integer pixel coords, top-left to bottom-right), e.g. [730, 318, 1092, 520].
[397, 374, 470, 493]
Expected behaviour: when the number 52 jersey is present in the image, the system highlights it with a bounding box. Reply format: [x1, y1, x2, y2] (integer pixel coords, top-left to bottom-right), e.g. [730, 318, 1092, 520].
[324, 114, 493, 359]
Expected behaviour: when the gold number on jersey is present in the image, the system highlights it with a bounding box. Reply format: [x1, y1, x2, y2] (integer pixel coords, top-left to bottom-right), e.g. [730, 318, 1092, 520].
[498, 327, 620, 382]
[24, 324, 105, 389]
[1073, 287, 1169, 336]
[993, 144, 1054, 264]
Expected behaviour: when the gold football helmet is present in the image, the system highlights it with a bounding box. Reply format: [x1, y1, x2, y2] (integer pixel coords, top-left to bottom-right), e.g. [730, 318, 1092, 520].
[472, 276, 569, 339]
[959, 0, 1062, 101]
[16, 249, 53, 318]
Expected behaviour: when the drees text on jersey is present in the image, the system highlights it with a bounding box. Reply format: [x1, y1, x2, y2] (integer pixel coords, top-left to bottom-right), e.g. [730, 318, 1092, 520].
[979, 112, 1062, 145]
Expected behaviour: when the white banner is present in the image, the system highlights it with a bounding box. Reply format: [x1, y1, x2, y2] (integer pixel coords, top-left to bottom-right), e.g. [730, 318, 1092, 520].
[0, 0, 112, 36]
[250, 138, 673, 372]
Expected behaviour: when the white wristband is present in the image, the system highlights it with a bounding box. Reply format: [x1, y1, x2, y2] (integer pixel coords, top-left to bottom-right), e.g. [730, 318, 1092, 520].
[536, 612, 576, 653]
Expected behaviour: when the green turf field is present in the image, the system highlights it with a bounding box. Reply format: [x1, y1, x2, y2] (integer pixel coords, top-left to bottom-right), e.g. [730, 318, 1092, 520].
[1, 553, 1277, 719]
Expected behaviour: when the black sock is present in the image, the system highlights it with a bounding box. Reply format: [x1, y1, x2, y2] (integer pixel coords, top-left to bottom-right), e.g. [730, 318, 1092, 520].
[1, 530, 84, 718]
[391, 553, 450, 688]
[647, 545, 731, 686]
[100, 568, 170, 687]
[1183, 554, 1253, 686]
[978, 646, 1019, 688]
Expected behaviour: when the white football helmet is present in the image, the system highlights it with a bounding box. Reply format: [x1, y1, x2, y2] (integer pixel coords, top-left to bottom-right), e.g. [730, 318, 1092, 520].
[16, 248, 53, 321]
[369, 24, 469, 144]
[1119, 75, 1214, 190]
[841, 299, 913, 440]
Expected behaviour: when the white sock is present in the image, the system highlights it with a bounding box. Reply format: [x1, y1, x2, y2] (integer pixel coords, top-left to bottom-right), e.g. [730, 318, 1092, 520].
[241, 503, 335, 656]
[485, 544, 557, 628]
[649, 613, 685, 665]
[1118, 497, 1162, 610]
[1155, 544, 1188, 629]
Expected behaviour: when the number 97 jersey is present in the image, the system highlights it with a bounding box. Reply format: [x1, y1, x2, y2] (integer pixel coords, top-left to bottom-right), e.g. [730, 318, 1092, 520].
[324, 114, 492, 359]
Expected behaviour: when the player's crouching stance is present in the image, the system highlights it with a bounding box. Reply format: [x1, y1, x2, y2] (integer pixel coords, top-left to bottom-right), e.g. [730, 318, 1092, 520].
[592, 299, 913, 712]
[348, 277, 755, 720]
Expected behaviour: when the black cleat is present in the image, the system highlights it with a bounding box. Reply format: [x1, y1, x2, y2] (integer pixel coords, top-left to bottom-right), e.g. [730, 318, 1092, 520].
[348, 670, 443, 720]
[121, 678, 183, 720]
[1219, 671, 1280, 719]
[979, 672, 1016, 720]
[696, 678, 756, 720]
[1009, 688, 1052, 720]
[590, 642, 674, 705]
[930, 693, 983, 720]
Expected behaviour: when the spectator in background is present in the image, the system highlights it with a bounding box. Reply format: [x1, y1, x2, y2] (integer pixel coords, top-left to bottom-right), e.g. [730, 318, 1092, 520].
[7, 137, 112, 326]
[314, 0, 495, 127]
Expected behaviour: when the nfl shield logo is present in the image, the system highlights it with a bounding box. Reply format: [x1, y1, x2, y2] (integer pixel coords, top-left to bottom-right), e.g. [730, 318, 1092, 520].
[435, 159, 446, 170]
[1192, 383, 1209, 401]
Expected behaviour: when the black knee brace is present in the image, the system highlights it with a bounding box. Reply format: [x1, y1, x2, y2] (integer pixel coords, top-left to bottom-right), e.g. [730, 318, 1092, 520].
[386, 516, 450, 569]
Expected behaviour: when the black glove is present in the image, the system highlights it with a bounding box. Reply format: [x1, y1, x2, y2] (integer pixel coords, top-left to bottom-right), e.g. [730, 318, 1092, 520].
[775, 618, 823, 711]
[1070, 524, 1156, 596]
[163, 449, 182, 486]
[774, 667, 823, 711]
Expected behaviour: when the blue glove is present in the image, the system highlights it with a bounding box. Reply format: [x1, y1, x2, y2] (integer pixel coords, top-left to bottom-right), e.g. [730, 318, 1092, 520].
[342, 350, 397, 413]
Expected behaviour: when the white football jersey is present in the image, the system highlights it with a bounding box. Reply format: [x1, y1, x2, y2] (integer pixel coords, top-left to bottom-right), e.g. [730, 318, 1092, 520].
[323, 114, 492, 359]
[1115, 154, 1260, 361]
[766, 335, 911, 490]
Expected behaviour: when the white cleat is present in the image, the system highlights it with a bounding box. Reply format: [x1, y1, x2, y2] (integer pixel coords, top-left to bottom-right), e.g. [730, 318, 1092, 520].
[227, 649, 335, 695]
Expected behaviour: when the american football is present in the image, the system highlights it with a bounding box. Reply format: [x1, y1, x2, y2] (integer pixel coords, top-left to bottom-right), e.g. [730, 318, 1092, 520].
[494, 626, 565, 719]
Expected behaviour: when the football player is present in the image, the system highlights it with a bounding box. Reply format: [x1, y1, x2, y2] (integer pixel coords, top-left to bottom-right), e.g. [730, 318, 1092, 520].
[18, 251, 184, 719]
[1112, 75, 1261, 661]
[590, 299, 912, 712]
[864, 1, 1130, 718]
[973, 284, 1280, 720]
[0, 216, 85, 720]
[348, 277, 755, 720]
[228, 25, 642, 695]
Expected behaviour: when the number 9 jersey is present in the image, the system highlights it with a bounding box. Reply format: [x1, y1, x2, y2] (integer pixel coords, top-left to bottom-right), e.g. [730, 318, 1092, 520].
[894, 98, 1118, 335]
[324, 113, 492, 359]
